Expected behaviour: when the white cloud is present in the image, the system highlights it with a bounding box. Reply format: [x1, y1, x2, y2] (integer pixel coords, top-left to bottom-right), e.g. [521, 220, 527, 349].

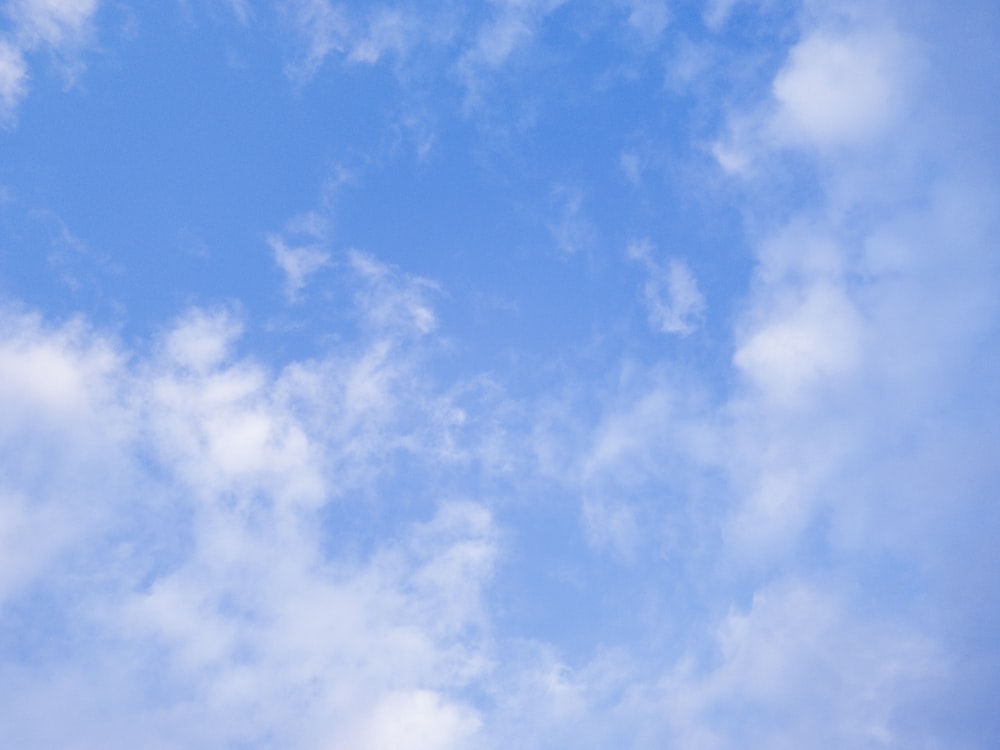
[698, 2, 1000, 586]
[620, 150, 642, 186]
[458, 0, 568, 104]
[703, 0, 744, 30]
[548, 186, 592, 256]
[348, 7, 416, 65]
[281, 0, 349, 80]
[770, 26, 911, 148]
[349, 249, 439, 335]
[623, 0, 669, 44]
[0, 287, 498, 747]
[0, 0, 99, 124]
[628, 239, 705, 335]
[467, 2, 544, 70]
[712, 15, 916, 173]
[118, 498, 495, 748]
[353, 689, 482, 750]
[223, 0, 253, 25]
[161, 306, 243, 373]
[2, 2, 999, 747]
[734, 280, 862, 404]
[582, 496, 640, 561]
[0, 40, 28, 121]
[6, 0, 98, 48]
[280, 2, 437, 80]
[661, 579, 943, 749]
[268, 234, 331, 302]
[0, 310, 137, 609]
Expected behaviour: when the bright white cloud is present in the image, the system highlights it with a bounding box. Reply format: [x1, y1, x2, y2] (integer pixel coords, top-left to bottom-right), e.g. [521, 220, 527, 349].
[118, 497, 494, 748]
[0, 309, 134, 607]
[771, 26, 911, 148]
[353, 689, 482, 750]
[712, 13, 916, 173]
[734, 280, 862, 403]
[0, 284, 497, 747]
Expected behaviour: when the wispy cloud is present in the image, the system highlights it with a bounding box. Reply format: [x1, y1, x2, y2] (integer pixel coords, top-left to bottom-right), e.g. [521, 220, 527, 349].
[628, 239, 705, 335]
[0, 0, 100, 124]
[279, 1, 441, 81]
[622, 0, 670, 44]
[268, 235, 331, 302]
[548, 185, 593, 257]
[280, 0, 350, 81]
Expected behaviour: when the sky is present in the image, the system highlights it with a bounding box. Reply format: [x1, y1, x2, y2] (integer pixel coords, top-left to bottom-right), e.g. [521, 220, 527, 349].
[0, 0, 998, 747]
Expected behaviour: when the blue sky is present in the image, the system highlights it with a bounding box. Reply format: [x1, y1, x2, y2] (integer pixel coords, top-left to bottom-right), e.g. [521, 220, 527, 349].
[1, 0, 998, 747]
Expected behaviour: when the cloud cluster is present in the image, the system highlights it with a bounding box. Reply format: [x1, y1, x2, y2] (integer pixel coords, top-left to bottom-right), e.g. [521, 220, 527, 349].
[498, 2, 1000, 744]
[2, 0, 998, 747]
[0, 259, 496, 748]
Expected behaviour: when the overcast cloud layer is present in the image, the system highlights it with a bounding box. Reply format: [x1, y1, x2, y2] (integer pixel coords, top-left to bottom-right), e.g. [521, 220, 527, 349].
[1, 0, 998, 748]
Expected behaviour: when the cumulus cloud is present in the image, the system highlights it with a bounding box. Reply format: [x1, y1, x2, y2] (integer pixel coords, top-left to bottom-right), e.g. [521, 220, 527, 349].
[484, 5, 1000, 744]
[0, 308, 132, 607]
[734, 280, 863, 404]
[712, 11, 916, 173]
[696, 3, 1000, 584]
[770, 26, 912, 148]
[0, 252, 498, 747]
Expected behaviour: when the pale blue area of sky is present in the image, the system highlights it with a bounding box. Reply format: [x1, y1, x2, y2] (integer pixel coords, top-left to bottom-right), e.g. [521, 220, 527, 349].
[0, 0, 998, 748]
